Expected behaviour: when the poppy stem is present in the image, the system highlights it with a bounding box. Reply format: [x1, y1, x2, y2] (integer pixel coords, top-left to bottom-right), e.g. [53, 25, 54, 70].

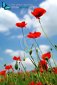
[33, 39, 53, 82]
[34, 38, 43, 54]
[22, 28, 28, 49]
[21, 29, 31, 61]
[39, 19, 57, 51]
[51, 52, 57, 67]
[34, 44, 41, 61]
[48, 60, 52, 68]
[20, 61, 26, 72]
[29, 55, 38, 69]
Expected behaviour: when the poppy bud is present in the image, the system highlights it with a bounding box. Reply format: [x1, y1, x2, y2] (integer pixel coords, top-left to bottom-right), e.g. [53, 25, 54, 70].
[15, 62, 18, 70]
[50, 48, 52, 51]
[36, 48, 38, 53]
[19, 68, 20, 71]
[4, 64, 6, 67]
[55, 45, 57, 48]
[45, 57, 48, 62]
[29, 49, 32, 55]
[23, 58, 26, 61]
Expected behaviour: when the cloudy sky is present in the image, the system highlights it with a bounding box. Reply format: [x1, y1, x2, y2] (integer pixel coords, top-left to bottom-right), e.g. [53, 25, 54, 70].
[0, 0, 57, 71]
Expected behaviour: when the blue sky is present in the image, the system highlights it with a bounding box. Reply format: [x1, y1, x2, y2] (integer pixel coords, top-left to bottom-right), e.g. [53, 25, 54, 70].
[0, 0, 57, 71]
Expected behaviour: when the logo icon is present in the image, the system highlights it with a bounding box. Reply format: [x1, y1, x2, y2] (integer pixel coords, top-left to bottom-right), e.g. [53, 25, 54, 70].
[2, 2, 11, 10]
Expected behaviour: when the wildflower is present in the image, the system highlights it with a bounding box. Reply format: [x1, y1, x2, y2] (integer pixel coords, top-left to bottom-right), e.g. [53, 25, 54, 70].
[28, 81, 35, 85]
[27, 32, 41, 38]
[31, 69, 36, 73]
[38, 60, 48, 71]
[40, 67, 44, 73]
[16, 21, 27, 28]
[31, 8, 46, 19]
[5, 65, 14, 71]
[36, 82, 43, 85]
[42, 52, 51, 61]
[13, 56, 21, 61]
[52, 67, 57, 74]
[0, 70, 6, 76]
[13, 56, 21, 70]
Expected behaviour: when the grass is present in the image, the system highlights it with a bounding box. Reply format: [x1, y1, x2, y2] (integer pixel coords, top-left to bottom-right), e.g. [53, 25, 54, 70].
[0, 69, 57, 85]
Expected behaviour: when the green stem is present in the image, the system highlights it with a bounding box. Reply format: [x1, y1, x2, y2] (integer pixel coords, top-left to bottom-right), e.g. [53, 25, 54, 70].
[21, 62, 26, 72]
[34, 39, 43, 54]
[51, 52, 57, 67]
[22, 29, 28, 49]
[30, 55, 38, 69]
[34, 44, 41, 60]
[39, 19, 57, 51]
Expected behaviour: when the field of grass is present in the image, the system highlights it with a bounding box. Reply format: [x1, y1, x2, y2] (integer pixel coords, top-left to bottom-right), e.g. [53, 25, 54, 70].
[0, 69, 57, 85]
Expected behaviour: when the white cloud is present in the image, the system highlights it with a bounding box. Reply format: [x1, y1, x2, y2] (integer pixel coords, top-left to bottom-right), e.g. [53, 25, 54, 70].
[10, 35, 23, 39]
[5, 49, 13, 53]
[23, 14, 34, 28]
[10, 45, 51, 71]
[39, 45, 50, 53]
[0, 0, 57, 36]
[39, 0, 57, 36]
[4, 45, 55, 71]
[49, 58, 55, 67]
[5, 49, 29, 60]
[4, 49, 36, 71]
[23, 0, 57, 37]
[0, 8, 19, 32]
[20, 58, 35, 71]
[17, 35, 23, 39]
[32, 44, 50, 59]
[23, 9, 45, 36]
[32, 44, 50, 53]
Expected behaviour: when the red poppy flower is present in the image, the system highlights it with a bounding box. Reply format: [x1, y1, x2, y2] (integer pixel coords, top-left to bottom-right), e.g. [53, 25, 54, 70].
[31, 8, 46, 19]
[31, 69, 36, 72]
[52, 67, 57, 74]
[40, 67, 44, 73]
[16, 21, 27, 28]
[28, 81, 35, 85]
[38, 60, 48, 71]
[27, 32, 41, 38]
[5, 65, 13, 71]
[35, 82, 43, 85]
[0, 70, 6, 76]
[42, 52, 51, 60]
[13, 56, 21, 61]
